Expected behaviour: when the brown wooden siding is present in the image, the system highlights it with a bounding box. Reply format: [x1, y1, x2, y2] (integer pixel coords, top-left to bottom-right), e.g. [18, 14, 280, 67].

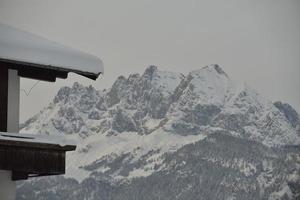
[0, 145, 66, 180]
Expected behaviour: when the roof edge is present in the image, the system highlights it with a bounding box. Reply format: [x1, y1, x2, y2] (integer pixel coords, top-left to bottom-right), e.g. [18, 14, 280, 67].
[0, 58, 102, 81]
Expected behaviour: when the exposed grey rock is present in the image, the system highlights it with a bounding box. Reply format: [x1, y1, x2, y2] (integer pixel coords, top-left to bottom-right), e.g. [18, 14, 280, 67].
[112, 108, 137, 132]
[185, 104, 221, 126]
[18, 65, 300, 200]
[53, 86, 71, 104]
[88, 110, 101, 120]
[53, 106, 85, 134]
[274, 101, 300, 128]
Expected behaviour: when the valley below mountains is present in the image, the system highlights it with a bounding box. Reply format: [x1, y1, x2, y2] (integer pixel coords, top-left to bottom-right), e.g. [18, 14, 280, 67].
[17, 65, 300, 200]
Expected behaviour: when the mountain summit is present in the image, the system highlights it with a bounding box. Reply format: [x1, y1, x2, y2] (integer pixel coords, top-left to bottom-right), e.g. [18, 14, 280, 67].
[22, 64, 299, 145]
[19, 65, 300, 200]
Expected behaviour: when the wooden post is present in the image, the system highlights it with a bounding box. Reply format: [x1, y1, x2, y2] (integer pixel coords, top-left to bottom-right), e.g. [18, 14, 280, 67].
[7, 69, 20, 132]
[0, 64, 19, 200]
[0, 66, 8, 132]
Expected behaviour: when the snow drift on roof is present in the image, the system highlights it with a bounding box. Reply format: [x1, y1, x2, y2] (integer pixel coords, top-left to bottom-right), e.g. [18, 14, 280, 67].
[0, 23, 103, 79]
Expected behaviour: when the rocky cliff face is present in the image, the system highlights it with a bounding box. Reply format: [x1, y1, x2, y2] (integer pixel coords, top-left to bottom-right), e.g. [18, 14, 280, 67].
[18, 65, 300, 200]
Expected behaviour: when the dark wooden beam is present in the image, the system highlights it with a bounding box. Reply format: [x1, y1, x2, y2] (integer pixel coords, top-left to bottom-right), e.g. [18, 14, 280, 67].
[0, 137, 76, 151]
[0, 58, 98, 81]
[12, 171, 28, 181]
[0, 64, 8, 132]
[17, 67, 57, 82]
[1, 61, 69, 82]
[0, 145, 66, 175]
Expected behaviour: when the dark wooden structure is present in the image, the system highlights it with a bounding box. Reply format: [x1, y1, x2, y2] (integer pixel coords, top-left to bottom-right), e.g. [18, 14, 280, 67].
[0, 23, 103, 199]
[0, 63, 76, 181]
[0, 59, 98, 82]
[0, 133, 76, 180]
[0, 66, 8, 132]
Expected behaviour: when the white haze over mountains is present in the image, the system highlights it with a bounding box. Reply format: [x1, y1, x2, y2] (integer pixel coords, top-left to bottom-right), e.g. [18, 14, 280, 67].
[0, 0, 299, 122]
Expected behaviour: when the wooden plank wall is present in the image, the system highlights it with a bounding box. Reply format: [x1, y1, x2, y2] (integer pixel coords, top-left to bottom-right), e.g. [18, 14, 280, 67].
[0, 145, 66, 180]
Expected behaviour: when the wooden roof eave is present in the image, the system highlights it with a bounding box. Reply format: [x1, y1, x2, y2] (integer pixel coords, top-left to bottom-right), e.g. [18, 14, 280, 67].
[0, 58, 101, 82]
[0, 139, 76, 151]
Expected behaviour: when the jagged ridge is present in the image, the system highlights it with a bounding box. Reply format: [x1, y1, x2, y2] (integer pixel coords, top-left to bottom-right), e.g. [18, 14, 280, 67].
[18, 65, 300, 200]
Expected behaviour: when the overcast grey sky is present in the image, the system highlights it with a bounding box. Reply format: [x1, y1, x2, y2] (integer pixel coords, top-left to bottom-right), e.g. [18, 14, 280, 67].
[0, 0, 299, 122]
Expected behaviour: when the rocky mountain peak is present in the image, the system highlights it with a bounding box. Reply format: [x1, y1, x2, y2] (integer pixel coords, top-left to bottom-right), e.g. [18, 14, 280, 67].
[274, 101, 300, 128]
[171, 65, 235, 108]
[111, 75, 127, 89]
[211, 64, 228, 76]
[19, 65, 300, 200]
[142, 65, 158, 79]
[26, 65, 300, 145]
[127, 73, 141, 83]
[53, 82, 98, 104]
[190, 64, 229, 78]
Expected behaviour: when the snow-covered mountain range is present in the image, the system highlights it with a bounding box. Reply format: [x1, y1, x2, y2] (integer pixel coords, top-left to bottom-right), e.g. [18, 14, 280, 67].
[18, 65, 300, 200]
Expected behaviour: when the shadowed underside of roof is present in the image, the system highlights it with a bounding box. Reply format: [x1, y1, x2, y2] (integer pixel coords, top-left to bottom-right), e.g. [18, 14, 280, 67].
[0, 23, 103, 81]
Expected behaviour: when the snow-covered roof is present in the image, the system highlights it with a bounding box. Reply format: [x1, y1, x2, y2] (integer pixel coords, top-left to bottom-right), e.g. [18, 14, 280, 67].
[0, 23, 103, 80]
